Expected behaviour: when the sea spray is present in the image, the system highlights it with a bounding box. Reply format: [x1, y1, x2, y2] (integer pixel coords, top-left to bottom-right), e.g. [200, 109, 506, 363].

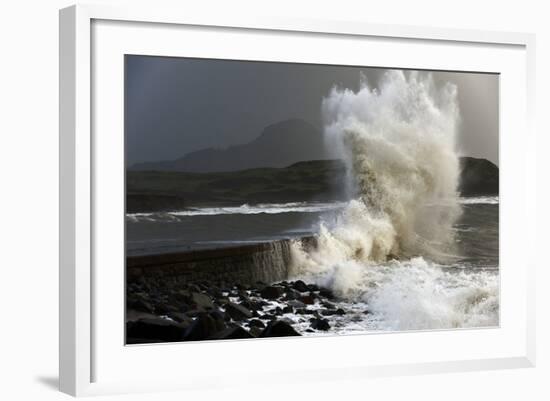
[288, 71, 499, 329]
[291, 70, 461, 272]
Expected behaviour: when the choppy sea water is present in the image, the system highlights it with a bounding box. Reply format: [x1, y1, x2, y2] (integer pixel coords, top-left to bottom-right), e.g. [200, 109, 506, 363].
[127, 196, 498, 333]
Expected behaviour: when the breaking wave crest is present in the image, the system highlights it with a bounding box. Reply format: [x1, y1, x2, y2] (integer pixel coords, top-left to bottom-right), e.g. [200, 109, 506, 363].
[289, 71, 498, 330]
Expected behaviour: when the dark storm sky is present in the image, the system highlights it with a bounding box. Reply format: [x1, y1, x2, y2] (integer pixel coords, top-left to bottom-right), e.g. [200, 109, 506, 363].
[125, 56, 499, 166]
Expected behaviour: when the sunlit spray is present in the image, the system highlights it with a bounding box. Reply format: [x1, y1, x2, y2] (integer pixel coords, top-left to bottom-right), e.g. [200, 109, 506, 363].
[289, 71, 498, 330]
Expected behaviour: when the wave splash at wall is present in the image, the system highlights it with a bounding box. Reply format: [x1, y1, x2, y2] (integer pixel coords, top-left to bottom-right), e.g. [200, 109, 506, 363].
[289, 71, 498, 330]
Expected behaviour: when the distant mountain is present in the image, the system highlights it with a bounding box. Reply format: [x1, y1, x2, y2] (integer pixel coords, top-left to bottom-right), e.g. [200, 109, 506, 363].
[130, 119, 327, 173]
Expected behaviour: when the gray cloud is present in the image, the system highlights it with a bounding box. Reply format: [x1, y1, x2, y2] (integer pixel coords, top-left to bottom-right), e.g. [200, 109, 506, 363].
[125, 56, 498, 166]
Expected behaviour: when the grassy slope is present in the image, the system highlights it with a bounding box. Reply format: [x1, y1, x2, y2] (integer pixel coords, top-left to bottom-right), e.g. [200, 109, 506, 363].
[126, 157, 498, 213]
[126, 160, 346, 212]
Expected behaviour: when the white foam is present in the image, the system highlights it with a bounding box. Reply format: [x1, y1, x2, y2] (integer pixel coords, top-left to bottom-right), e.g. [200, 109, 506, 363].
[289, 71, 498, 330]
[127, 201, 346, 222]
[459, 196, 499, 205]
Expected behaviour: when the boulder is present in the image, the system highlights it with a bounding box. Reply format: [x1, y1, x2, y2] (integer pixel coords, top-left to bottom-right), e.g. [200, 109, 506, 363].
[249, 326, 264, 338]
[224, 302, 253, 320]
[299, 295, 315, 305]
[191, 292, 215, 310]
[282, 288, 300, 300]
[184, 313, 221, 341]
[154, 303, 179, 315]
[260, 320, 301, 337]
[292, 280, 310, 293]
[248, 319, 266, 329]
[126, 317, 187, 342]
[126, 293, 154, 314]
[288, 300, 306, 309]
[209, 310, 229, 332]
[208, 326, 253, 340]
[282, 305, 293, 314]
[310, 318, 330, 331]
[260, 286, 284, 299]
[166, 312, 193, 325]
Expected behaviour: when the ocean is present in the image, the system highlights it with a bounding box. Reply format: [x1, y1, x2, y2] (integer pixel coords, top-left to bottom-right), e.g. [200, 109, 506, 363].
[126, 196, 499, 333]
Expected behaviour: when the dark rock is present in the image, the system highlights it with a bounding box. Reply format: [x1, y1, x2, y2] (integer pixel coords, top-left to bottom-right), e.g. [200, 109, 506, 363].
[154, 303, 179, 315]
[126, 318, 187, 342]
[128, 298, 155, 314]
[274, 307, 284, 316]
[319, 288, 335, 299]
[248, 319, 266, 329]
[184, 313, 221, 341]
[288, 300, 306, 309]
[282, 305, 293, 314]
[208, 326, 253, 340]
[173, 289, 191, 303]
[459, 156, 499, 196]
[191, 292, 215, 310]
[260, 320, 301, 337]
[249, 326, 263, 338]
[310, 318, 330, 331]
[224, 302, 253, 320]
[188, 284, 202, 293]
[292, 280, 310, 293]
[299, 295, 315, 305]
[283, 288, 300, 300]
[238, 290, 250, 302]
[260, 286, 284, 299]
[335, 308, 346, 315]
[214, 296, 230, 306]
[307, 283, 319, 292]
[166, 312, 193, 325]
[126, 309, 158, 323]
[239, 300, 261, 311]
[185, 307, 206, 317]
[209, 310, 228, 332]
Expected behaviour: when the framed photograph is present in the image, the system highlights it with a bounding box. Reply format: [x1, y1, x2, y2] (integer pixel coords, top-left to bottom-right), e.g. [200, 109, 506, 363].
[59, 4, 536, 396]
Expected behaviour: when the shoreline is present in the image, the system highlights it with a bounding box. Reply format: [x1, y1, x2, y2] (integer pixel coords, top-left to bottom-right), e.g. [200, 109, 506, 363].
[125, 236, 353, 343]
[127, 236, 316, 287]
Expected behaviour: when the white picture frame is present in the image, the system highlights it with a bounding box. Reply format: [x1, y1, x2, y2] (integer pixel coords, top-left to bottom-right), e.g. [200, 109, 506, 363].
[59, 3, 536, 397]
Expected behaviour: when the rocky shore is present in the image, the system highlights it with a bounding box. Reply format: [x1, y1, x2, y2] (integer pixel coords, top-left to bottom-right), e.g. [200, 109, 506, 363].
[126, 277, 351, 344]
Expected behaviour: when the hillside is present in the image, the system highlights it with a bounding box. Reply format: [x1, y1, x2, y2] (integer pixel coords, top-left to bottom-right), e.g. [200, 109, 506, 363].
[127, 160, 346, 212]
[126, 157, 498, 213]
[459, 156, 499, 196]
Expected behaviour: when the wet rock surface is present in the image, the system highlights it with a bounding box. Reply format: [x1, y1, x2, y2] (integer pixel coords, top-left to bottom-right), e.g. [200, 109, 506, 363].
[126, 277, 359, 344]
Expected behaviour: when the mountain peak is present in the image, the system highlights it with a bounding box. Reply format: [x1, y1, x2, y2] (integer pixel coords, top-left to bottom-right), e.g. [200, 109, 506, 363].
[130, 119, 327, 173]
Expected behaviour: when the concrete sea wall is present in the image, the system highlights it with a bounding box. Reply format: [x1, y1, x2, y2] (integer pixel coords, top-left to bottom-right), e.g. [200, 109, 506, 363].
[126, 238, 312, 286]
